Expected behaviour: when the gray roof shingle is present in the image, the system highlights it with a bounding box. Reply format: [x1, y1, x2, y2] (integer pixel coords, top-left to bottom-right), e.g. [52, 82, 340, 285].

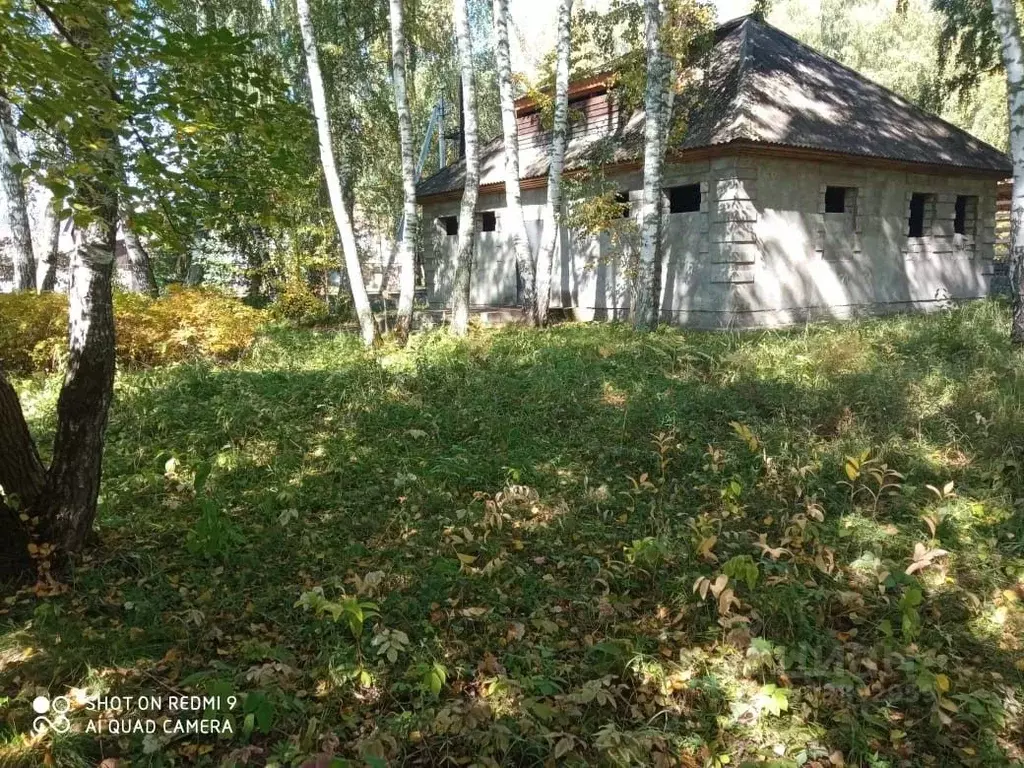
[416, 16, 1010, 199]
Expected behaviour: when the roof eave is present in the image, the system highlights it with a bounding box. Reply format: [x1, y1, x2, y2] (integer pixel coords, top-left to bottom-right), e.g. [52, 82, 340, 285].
[416, 141, 1009, 204]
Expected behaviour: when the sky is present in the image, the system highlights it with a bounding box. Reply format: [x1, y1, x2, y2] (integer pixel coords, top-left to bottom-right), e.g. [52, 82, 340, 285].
[509, 0, 755, 78]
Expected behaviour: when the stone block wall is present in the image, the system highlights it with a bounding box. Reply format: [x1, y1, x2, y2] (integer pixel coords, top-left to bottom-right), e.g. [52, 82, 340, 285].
[418, 152, 1002, 327]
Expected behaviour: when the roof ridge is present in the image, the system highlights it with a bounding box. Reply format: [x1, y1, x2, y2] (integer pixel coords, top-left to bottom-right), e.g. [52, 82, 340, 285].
[729, 18, 756, 142]
[743, 15, 1008, 158]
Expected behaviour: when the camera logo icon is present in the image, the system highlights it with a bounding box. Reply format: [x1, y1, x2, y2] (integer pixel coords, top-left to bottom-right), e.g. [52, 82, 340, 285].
[32, 695, 72, 735]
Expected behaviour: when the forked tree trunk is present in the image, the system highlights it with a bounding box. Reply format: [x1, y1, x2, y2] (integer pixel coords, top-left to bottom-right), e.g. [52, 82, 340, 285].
[389, 0, 418, 343]
[632, 0, 671, 331]
[296, 0, 377, 347]
[36, 210, 118, 553]
[450, 0, 480, 337]
[1, 97, 36, 292]
[36, 197, 60, 292]
[493, 0, 536, 324]
[121, 216, 159, 297]
[992, 0, 1024, 345]
[0, 9, 119, 578]
[535, 0, 573, 326]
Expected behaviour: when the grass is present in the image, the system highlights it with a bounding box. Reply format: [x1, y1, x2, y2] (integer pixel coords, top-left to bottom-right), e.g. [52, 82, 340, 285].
[2, 300, 1023, 767]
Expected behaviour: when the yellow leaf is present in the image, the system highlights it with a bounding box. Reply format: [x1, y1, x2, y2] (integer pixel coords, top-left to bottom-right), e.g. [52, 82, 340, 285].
[934, 673, 950, 693]
[456, 553, 477, 565]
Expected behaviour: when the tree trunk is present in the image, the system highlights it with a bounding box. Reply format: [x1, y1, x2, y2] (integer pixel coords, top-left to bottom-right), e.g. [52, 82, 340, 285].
[992, 0, 1024, 345]
[493, 0, 537, 324]
[450, 0, 480, 337]
[0, 97, 36, 292]
[0, 7, 120, 576]
[37, 213, 118, 554]
[36, 195, 60, 292]
[0, 365, 46, 580]
[296, 0, 377, 347]
[632, 0, 673, 331]
[535, 0, 573, 327]
[390, 0, 418, 343]
[0, 366, 46, 506]
[121, 216, 159, 297]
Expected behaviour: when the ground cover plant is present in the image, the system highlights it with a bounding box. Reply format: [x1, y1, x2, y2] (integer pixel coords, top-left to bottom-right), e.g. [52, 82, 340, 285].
[0, 288, 265, 374]
[1, 301, 1023, 767]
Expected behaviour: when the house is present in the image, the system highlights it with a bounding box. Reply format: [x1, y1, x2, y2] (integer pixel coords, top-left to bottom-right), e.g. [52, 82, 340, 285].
[414, 15, 1011, 328]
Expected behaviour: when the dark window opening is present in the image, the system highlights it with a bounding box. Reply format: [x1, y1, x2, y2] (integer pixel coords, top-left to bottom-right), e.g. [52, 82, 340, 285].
[908, 193, 928, 238]
[615, 191, 630, 218]
[825, 186, 847, 213]
[954, 195, 969, 235]
[668, 183, 701, 213]
[439, 215, 458, 236]
[481, 211, 496, 232]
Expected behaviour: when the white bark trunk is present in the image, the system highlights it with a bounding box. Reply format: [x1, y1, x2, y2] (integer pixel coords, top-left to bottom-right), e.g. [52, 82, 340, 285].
[535, 0, 573, 326]
[121, 216, 158, 297]
[493, 0, 536, 323]
[389, 0, 418, 342]
[296, 0, 377, 347]
[36, 195, 60, 292]
[0, 98, 36, 292]
[632, 0, 671, 331]
[992, 0, 1024, 345]
[450, 0, 480, 337]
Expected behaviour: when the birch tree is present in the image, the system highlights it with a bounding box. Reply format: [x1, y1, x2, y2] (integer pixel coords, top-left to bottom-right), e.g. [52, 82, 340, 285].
[36, 195, 60, 292]
[450, 0, 481, 337]
[121, 216, 159, 297]
[1, 97, 36, 292]
[389, 0, 418, 343]
[493, 0, 537, 323]
[991, 0, 1024, 345]
[1, 3, 121, 578]
[535, 0, 573, 326]
[296, 0, 377, 347]
[632, 0, 672, 331]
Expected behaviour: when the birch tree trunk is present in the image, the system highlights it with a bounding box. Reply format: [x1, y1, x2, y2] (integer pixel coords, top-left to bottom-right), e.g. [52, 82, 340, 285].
[450, 0, 480, 337]
[632, 0, 671, 332]
[992, 0, 1024, 345]
[493, 0, 537, 324]
[0, 8, 120, 574]
[36, 195, 60, 292]
[535, 0, 573, 326]
[296, 0, 377, 347]
[389, 0, 418, 343]
[1, 97, 36, 292]
[121, 216, 159, 297]
[37, 197, 118, 554]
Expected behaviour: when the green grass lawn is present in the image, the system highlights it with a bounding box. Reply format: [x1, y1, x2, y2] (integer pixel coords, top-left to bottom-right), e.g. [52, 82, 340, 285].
[2, 301, 1024, 767]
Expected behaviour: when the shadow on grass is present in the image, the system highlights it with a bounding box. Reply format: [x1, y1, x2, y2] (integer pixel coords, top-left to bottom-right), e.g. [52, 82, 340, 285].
[2, 304, 1022, 765]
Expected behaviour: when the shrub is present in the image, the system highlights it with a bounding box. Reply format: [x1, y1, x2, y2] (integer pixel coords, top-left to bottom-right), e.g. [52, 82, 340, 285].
[0, 287, 264, 374]
[0, 292, 67, 373]
[272, 282, 331, 326]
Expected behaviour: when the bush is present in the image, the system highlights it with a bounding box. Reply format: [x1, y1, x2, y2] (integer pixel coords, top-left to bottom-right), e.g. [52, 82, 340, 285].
[0, 292, 68, 373]
[271, 283, 331, 326]
[0, 287, 265, 374]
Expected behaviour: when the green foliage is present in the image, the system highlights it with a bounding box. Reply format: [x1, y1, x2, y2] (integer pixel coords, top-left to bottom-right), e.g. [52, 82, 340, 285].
[271, 282, 332, 326]
[295, 587, 380, 642]
[3, 302, 1023, 766]
[723, 554, 760, 590]
[0, 288, 264, 374]
[0, 292, 68, 373]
